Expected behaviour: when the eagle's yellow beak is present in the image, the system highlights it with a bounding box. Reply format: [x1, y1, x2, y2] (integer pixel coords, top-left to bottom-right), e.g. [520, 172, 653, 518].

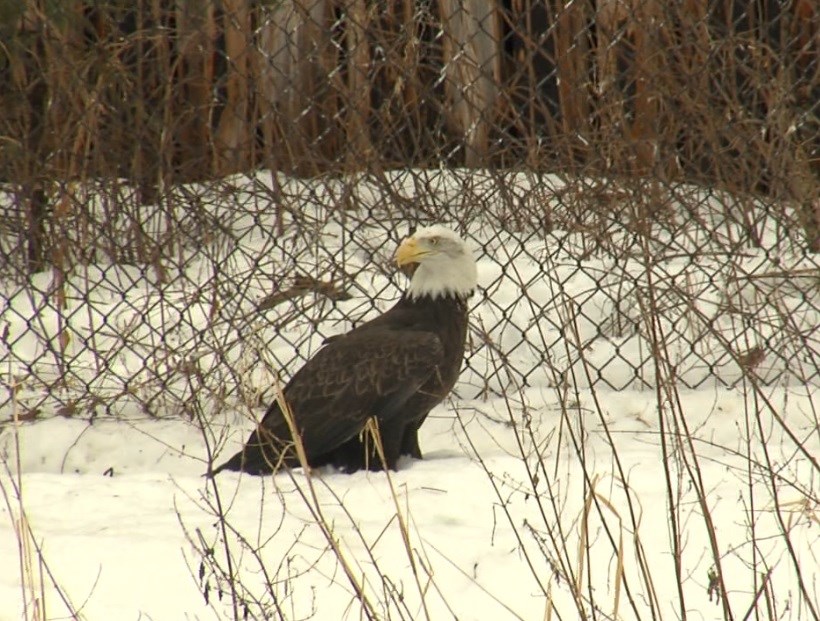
[395, 236, 427, 267]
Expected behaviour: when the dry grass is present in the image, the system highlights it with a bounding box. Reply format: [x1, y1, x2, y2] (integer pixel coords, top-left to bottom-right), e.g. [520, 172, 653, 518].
[1, 1, 817, 618]
[1, 375, 85, 621]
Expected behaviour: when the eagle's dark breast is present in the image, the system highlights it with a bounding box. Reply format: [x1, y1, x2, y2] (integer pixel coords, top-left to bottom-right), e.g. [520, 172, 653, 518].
[210, 293, 469, 475]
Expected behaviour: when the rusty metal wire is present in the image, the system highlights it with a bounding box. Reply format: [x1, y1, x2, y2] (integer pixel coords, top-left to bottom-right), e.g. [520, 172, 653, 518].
[0, 1, 817, 421]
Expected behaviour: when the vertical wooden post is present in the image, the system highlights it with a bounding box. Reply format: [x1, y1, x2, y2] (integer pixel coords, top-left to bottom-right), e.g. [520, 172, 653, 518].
[439, 0, 500, 167]
[214, 0, 252, 176]
[176, 1, 217, 177]
[346, 0, 373, 168]
[554, 0, 591, 164]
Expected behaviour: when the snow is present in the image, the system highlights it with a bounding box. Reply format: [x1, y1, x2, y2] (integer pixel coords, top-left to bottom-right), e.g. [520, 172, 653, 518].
[1, 171, 818, 620]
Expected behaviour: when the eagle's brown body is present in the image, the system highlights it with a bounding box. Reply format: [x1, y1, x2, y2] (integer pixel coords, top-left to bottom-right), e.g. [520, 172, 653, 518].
[210, 294, 469, 475]
[209, 225, 476, 476]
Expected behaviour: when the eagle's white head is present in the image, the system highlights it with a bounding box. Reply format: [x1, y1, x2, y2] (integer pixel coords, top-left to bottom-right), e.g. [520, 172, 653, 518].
[395, 225, 478, 301]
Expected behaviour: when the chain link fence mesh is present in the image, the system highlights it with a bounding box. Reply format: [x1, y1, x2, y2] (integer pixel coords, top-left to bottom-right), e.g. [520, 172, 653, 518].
[1, 0, 818, 422]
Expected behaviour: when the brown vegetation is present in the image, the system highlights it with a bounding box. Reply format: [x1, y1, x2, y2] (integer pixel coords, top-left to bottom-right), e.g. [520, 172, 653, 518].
[2, 2, 815, 193]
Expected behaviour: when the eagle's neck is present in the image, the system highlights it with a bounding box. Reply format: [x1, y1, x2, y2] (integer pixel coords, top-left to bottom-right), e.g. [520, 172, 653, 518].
[406, 257, 477, 301]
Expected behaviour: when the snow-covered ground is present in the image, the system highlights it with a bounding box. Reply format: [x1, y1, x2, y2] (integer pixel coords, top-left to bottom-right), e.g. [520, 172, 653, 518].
[1, 171, 818, 620]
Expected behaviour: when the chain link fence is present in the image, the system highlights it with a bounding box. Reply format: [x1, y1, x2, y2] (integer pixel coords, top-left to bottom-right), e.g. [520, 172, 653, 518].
[1, 0, 818, 422]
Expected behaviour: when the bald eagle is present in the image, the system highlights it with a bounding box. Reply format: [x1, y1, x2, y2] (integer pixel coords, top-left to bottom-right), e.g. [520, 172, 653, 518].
[210, 225, 477, 476]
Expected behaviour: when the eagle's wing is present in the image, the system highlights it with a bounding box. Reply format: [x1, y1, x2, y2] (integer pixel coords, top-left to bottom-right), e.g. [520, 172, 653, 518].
[284, 328, 442, 450]
[210, 328, 442, 475]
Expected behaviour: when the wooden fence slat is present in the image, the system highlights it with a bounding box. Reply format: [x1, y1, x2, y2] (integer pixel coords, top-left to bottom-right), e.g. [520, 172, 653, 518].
[0, 0, 814, 248]
[256, 0, 332, 174]
[439, 0, 501, 167]
[175, 1, 216, 173]
[214, 0, 252, 176]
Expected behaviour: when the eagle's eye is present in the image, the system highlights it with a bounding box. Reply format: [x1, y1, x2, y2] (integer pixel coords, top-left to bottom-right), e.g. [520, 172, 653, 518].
[429, 237, 440, 246]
